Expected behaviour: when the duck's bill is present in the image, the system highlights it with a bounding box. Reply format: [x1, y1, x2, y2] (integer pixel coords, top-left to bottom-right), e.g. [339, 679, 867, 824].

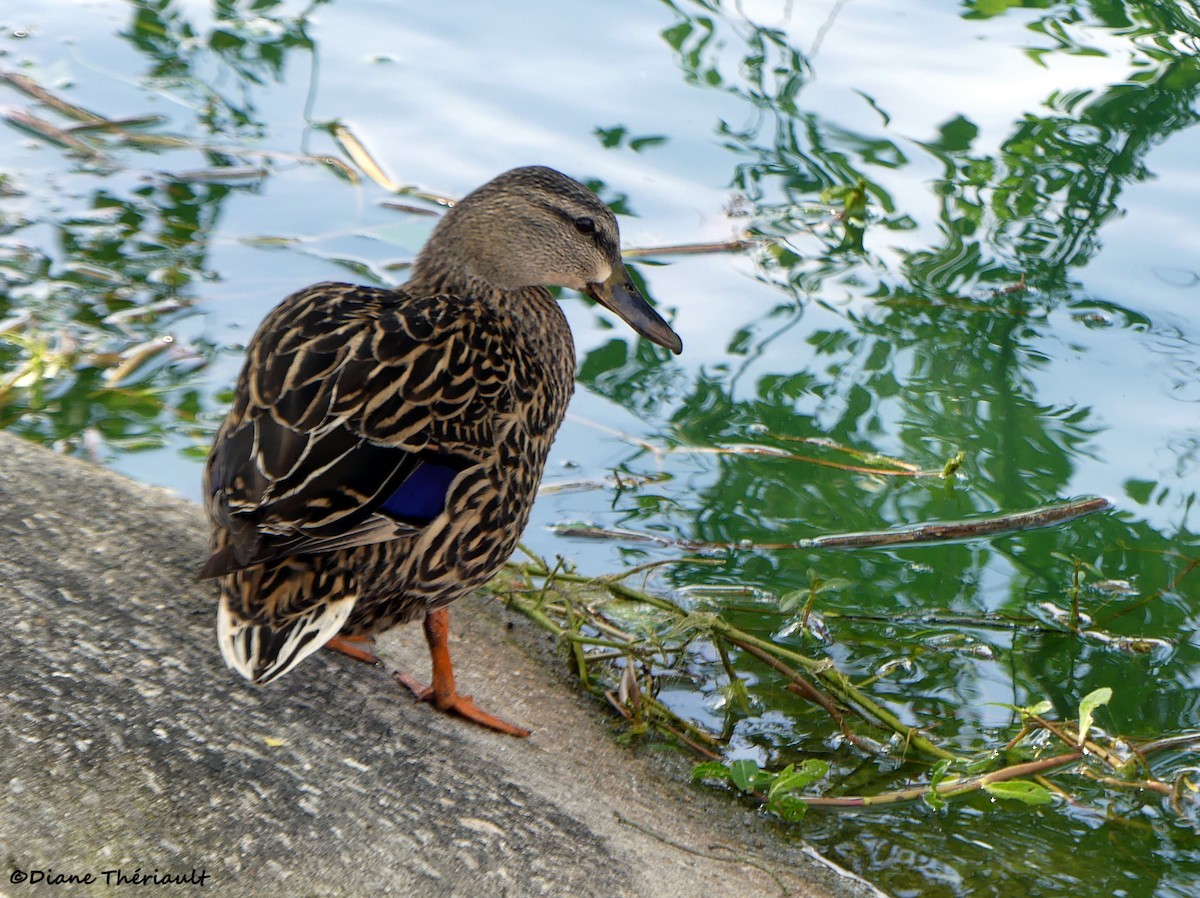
[585, 264, 683, 355]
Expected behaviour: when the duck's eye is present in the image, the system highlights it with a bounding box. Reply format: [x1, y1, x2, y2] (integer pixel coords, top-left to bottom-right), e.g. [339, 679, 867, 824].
[573, 216, 596, 236]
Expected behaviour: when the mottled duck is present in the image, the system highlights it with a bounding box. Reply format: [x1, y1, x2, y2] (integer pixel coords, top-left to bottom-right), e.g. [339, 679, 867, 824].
[199, 165, 682, 736]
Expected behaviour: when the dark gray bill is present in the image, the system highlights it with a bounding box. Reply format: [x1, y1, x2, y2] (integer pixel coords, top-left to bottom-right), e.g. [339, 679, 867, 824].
[584, 263, 683, 354]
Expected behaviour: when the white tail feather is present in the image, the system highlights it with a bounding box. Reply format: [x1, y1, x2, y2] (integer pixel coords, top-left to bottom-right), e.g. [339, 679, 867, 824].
[217, 594, 358, 685]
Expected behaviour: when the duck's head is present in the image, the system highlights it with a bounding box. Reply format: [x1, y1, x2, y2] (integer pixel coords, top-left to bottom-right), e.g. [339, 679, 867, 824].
[414, 165, 683, 355]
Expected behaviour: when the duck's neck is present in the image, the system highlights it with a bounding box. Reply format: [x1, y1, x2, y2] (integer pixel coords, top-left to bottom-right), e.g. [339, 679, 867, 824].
[404, 256, 488, 299]
[500, 287, 572, 349]
[404, 263, 572, 355]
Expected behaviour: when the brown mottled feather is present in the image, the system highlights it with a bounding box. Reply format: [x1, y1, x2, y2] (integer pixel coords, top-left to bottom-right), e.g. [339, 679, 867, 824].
[201, 165, 679, 688]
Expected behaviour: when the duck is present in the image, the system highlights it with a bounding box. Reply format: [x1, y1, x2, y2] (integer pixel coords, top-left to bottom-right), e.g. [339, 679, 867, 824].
[198, 165, 683, 736]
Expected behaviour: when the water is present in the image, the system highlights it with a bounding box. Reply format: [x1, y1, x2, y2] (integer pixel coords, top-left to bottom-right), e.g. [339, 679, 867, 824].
[2, 1, 1198, 895]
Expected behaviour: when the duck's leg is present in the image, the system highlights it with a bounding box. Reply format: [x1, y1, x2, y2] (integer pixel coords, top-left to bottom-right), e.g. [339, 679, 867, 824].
[394, 607, 531, 738]
[325, 633, 382, 666]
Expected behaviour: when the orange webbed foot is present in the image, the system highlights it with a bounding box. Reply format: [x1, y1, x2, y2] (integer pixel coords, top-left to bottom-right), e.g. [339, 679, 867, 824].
[395, 671, 530, 738]
[325, 633, 382, 666]
[396, 607, 531, 738]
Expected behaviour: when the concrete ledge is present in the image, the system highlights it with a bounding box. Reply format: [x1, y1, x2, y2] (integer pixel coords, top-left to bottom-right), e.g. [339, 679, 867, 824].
[0, 432, 883, 898]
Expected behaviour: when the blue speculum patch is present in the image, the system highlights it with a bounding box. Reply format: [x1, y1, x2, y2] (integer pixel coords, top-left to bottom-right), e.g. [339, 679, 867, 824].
[380, 461, 461, 523]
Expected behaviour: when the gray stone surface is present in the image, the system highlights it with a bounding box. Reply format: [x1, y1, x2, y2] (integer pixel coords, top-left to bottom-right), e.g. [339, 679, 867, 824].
[0, 432, 885, 898]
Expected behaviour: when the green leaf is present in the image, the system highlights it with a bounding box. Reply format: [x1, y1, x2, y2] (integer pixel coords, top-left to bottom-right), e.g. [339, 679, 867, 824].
[1077, 687, 1113, 745]
[765, 792, 809, 822]
[987, 699, 1053, 718]
[629, 136, 668, 152]
[691, 761, 731, 784]
[941, 450, 966, 477]
[594, 125, 626, 148]
[766, 763, 794, 798]
[779, 589, 808, 613]
[983, 780, 1054, 805]
[728, 758, 761, 792]
[924, 759, 953, 811]
[767, 759, 829, 800]
[813, 577, 852, 596]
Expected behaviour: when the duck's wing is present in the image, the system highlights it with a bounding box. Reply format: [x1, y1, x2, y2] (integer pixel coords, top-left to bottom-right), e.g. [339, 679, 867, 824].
[199, 282, 511, 579]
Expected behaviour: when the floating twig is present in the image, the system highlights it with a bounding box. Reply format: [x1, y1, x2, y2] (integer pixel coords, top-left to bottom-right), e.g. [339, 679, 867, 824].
[540, 471, 667, 496]
[550, 523, 689, 547]
[0, 71, 106, 122]
[799, 727, 1199, 811]
[62, 262, 125, 286]
[1136, 732, 1200, 754]
[3, 108, 104, 158]
[771, 433, 923, 472]
[562, 415, 933, 477]
[799, 497, 1112, 550]
[166, 166, 269, 183]
[331, 123, 401, 191]
[1079, 771, 1171, 797]
[380, 201, 440, 216]
[553, 497, 1112, 552]
[800, 751, 1084, 808]
[65, 114, 168, 133]
[104, 130, 192, 149]
[102, 335, 177, 386]
[879, 294, 1035, 317]
[688, 443, 942, 477]
[103, 299, 191, 332]
[331, 123, 456, 205]
[993, 274, 1028, 297]
[623, 238, 759, 258]
[305, 154, 359, 182]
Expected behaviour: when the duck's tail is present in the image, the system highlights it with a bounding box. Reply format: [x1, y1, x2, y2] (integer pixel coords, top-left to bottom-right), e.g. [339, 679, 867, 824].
[217, 593, 358, 685]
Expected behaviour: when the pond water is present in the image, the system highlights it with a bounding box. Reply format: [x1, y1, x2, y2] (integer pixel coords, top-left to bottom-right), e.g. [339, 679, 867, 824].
[2, 1, 1199, 896]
